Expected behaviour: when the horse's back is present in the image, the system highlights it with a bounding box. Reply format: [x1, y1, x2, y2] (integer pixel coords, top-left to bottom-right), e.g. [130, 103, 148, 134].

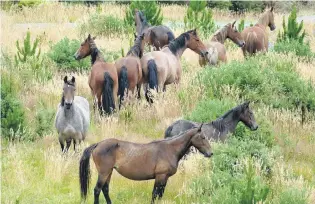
[165, 119, 199, 138]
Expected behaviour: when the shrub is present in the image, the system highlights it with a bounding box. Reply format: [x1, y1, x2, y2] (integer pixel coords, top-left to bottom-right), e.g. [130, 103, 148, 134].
[1, 72, 25, 141]
[238, 19, 245, 32]
[17, 0, 42, 8]
[274, 39, 313, 58]
[207, 1, 232, 10]
[79, 14, 129, 38]
[229, 1, 265, 13]
[47, 37, 90, 71]
[184, 1, 216, 38]
[124, 0, 163, 27]
[35, 108, 55, 138]
[14, 30, 41, 65]
[278, 187, 309, 204]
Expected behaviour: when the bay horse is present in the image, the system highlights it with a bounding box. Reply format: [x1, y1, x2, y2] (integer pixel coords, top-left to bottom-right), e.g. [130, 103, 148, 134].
[74, 34, 118, 115]
[55, 76, 90, 152]
[135, 10, 175, 50]
[79, 124, 212, 204]
[165, 101, 258, 142]
[141, 29, 208, 103]
[241, 7, 276, 56]
[199, 21, 245, 66]
[114, 33, 145, 108]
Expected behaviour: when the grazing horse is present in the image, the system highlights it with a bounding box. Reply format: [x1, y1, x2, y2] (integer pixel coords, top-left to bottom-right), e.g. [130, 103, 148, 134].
[114, 33, 145, 108]
[141, 29, 208, 102]
[74, 34, 118, 115]
[55, 76, 90, 152]
[199, 21, 245, 66]
[241, 7, 276, 56]
[165, 101, 258, 142]
[135, 10, 175, 50]
[79, 124, 212, 204]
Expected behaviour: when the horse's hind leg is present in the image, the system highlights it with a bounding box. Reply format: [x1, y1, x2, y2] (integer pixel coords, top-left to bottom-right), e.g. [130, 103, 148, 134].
[94, 170, 113, 204]
[151, 174, 168, 204]
[102, 172, 113, 204]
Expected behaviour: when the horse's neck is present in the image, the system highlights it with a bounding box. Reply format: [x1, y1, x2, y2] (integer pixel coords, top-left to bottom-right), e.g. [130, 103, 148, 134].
[63, 106, 75, 118]
[175, 47, 187, 58]
[127, 41, 142, 58]
[91, 47, 104, 65]
[213, 111, 240, 134]
[256, 14, 268, 29]
[211, 30, 227, 44]
[169, 132, 193, 160]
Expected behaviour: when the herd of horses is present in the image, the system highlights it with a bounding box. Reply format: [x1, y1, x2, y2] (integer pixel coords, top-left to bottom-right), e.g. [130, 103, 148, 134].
[54, 7, 275, 204]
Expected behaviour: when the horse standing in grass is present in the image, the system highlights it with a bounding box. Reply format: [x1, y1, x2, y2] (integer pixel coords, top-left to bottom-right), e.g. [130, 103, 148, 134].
[165, 101, 258, 142]
[79, 124, 212, 204]
[135, 10, 175, 50]
[114, 33, 145, 108]
[55, 76, 90, 152]
[241, 7, 276, 56]
[74, 34, 118, 115]
[141, 29, 208, 103]
[199, 21, 245, 66]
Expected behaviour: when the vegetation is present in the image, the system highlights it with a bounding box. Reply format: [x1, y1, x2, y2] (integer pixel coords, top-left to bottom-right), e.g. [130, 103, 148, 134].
[124, 0, 163, 27]
[229, 1, 265, 13]
[47, 37, 90, 71]
[274, 39, 313, 58]
[184, 1, 216, 38]
[238, 19, 245, 32]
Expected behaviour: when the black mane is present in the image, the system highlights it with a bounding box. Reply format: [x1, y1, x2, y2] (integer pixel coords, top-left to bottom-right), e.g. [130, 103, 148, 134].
[168, 31, 191, 55]
[91, 47, 99, 65]
[211, 104, 243, 131]
[127, 36, 143, 57]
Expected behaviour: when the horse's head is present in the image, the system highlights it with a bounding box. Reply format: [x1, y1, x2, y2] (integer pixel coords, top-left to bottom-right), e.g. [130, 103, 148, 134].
[62, 76, 76, 109]
[239, 101, 258, 131]
[186, 29, 209, 58]
[191, 124, 213, 158]
[74, 34, 96, 60]
[135, 10, 149, 35]
[265, 7, 276, 31]
[227, 21, 245, 47]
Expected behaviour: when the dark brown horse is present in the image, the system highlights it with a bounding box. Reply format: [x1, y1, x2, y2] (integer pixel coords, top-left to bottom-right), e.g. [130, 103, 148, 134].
[114, 33, 145, 108]
[135, 10, 175, 50]
[199, 21, 245, 66]
[165, 101, 258, 142]
[241, 7, 276, 56]
[79, 125, 212, 204]
[74, 34, 118, 115]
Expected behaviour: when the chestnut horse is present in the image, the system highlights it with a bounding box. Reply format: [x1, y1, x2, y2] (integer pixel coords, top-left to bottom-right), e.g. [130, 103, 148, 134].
[74, 34, 118, 115]
[135, 10, 175, 50]
[115, 33, 145, 108]
[199, 21, 245, 66]
[241, 7, 276, 56]
[141, 29, 208, 103]
[79, 124, 212, 204]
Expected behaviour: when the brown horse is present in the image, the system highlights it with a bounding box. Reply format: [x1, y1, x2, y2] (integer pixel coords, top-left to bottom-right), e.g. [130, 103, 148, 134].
[199, 21, 245, 66]
[141, 29, 208, 102]
[114, 33, 145, 108]
[241, 7, 276, 56]
[79, 124, 212, 204]
[74, 34, 118, 115]
[135, 10, 175, 50]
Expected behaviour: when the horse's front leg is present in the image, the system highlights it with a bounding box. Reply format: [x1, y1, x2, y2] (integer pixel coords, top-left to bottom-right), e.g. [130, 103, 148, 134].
[151, 174, 168, 204]
[58, 134, 65, 153]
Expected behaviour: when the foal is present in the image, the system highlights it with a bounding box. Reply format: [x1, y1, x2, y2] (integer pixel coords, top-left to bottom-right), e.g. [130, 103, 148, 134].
[79, 125, 212, 204]
[165, 101, 258, 142]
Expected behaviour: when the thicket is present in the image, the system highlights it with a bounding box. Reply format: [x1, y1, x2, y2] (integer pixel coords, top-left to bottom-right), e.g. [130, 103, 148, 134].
[184, 1, 216, 38]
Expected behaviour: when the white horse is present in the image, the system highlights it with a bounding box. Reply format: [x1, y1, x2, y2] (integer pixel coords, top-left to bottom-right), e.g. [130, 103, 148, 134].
[55, 76, 90, 152]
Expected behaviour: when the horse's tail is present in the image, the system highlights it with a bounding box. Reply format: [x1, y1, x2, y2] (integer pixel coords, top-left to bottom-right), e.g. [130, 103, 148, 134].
[102, 72, 115, 114]
[118, 66, 129, 109]
[79, 143, 98, 201]
[167, 31, 175, 42]
[245, 32, 257, 55]
[164, 125, 173, 138]
[147, 59, 158, 91]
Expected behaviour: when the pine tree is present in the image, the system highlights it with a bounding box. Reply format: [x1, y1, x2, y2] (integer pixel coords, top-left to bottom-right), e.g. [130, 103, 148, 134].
[124, 0, 163, 27]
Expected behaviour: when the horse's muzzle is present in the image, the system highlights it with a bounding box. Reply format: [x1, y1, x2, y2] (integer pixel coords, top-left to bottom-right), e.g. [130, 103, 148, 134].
[239, 42, 245, 47]
[204, 152, 213, 158]
[251, 125, 258, 131]
[270, 25, 276, 31]
[201, 51, 208, 58]
[73, 54, 81, 60]
[65, 103, 72, 109]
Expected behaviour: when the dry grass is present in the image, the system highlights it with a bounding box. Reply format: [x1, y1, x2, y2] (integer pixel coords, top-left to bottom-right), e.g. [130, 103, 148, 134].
[1, 2, 315, 204]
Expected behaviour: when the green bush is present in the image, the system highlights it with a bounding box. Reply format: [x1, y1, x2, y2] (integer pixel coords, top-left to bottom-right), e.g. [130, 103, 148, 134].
[184, 1, 216, 38]
[207, 1, 232, 10]
[124, 0, 163, 27]
[229, 1, 265, 13]
[35, 107, 55, 138]
[278, 187, 309, 204]
[18, 0, 42, 8]
[1, 72, 25, 141]
[238, 19, 245, 32]
[79, 14, 129, 38]
[274, 39, 313, 58]
[47, 37, 90, 71]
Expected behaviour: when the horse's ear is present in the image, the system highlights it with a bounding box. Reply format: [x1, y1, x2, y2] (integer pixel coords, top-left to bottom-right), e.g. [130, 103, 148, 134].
[88, 34, 91, 40]
[198, 123, 203, 132]
[134, 33, 137, 39]
[244, 101, 250, 108]
[193, 28, 197, 34]
[232, 20, 236, 27]
[270, 7, 274, 12]
[71, 76, 75, 84]
[92, 36, 96, 40]
[63, 76, 67, 83]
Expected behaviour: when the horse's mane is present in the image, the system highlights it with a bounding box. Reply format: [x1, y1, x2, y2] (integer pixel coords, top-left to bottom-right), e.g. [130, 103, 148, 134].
[127, 36, 143, 57]
[138, 11, 150, 31]
[168, 30, 194, 55]
[211, 103, 244, 131]
[211, 23, 230, 44]
[89, 39, 104, 64]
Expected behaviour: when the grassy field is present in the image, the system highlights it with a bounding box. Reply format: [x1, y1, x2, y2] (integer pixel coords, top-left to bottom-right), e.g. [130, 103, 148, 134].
[1, 2, 315, 204]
